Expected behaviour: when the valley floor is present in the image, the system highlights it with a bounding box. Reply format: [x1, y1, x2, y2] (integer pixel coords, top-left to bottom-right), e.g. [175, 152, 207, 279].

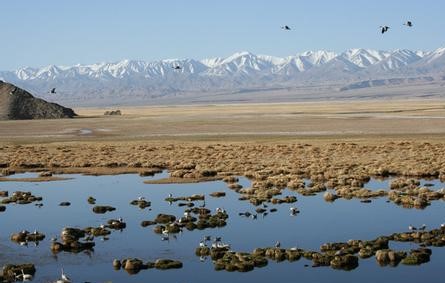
[0, 99, 445, 181]
[1, 99, 445, 144]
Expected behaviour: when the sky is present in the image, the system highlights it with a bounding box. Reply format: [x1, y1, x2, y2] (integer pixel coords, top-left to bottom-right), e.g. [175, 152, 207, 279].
[1, 0, 445, 70]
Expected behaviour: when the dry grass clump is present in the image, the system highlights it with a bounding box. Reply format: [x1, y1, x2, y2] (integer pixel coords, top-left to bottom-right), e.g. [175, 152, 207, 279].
[385, 177, 445, 209]
[2, 140, 445, 207]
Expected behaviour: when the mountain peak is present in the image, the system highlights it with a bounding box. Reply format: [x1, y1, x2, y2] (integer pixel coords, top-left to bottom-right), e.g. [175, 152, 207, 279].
[1, 46, 445, 106]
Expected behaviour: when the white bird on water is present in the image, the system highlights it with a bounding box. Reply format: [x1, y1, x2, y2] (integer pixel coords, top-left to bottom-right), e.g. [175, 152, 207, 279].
[21, 269, 33, 281]
[216, 207, 226, 214]
[53, 268, 71, 283]
[61, 268, 71, 282]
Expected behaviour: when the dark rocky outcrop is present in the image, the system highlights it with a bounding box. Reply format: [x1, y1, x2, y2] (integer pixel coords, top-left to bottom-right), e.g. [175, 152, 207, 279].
[104, 110, 121, 116]
[0, 81, 76, 120]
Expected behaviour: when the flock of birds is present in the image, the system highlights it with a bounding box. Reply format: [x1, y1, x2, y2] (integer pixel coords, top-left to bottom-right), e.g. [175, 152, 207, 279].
[9, 186, 445, 283]
[46, 20, 415, 93]
[14, 268, 70, 283]
[380, 21, 413, 34]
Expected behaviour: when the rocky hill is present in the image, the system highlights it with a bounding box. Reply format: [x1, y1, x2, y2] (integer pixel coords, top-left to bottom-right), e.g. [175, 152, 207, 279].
[0, 81, 76, 120]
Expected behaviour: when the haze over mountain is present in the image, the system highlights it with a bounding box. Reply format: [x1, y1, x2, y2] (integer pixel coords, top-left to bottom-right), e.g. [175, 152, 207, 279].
[1, 46, 445, 106]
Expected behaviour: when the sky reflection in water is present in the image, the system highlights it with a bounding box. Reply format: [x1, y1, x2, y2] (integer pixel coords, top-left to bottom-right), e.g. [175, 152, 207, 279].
[0, 172, 445, 283]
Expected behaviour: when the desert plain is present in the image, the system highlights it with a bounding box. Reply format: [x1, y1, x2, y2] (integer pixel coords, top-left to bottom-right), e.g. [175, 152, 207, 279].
[1, 99, 445, 183]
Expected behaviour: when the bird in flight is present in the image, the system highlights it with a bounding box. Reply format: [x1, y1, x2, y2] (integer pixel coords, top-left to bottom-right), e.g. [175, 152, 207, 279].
[281, 25, 291, 31]
[50, 88, 56, 94]
[172, 65, 182, 70]
[380, 26, 390, 34]
[404, 21, 413, 27]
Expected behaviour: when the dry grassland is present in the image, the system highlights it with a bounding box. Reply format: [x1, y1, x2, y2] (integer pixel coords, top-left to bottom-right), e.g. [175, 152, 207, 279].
[0, 100, 445, 207]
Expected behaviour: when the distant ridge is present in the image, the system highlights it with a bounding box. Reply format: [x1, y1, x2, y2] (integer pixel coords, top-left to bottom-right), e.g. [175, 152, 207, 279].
[1, 46, 445, 106]
[0, 81, 76, 120]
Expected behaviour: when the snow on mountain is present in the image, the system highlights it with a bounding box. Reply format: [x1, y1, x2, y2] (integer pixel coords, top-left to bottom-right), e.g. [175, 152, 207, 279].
[297, 50, 337, 66]
[340, 49, 390, 68]
[1, 46, 445, 106]
[419, 47, 445, 64]
[367, 49, 422, 71]
[3, 48, 438, 83]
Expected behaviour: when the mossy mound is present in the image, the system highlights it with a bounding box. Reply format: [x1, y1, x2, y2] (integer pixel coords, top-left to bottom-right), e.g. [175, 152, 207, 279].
[1, 191, 42, 205]
[154, 214, 176, 224]
[154, 259, 183, 269]
[92, 205, 116, 214]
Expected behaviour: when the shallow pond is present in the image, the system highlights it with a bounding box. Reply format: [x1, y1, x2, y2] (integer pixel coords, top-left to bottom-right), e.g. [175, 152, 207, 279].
[1, 173, 445, 283]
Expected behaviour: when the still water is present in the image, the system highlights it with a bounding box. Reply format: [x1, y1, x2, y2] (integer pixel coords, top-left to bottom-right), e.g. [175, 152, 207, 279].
[1, 172, 445, 283]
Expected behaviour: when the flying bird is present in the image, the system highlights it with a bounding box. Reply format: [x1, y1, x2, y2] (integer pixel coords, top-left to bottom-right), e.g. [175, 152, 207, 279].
[380, 26, 390, 34]
[172, 65, 182, 70]
[404, 21, 413, 27]
[281, 25, 291, 30]
[50, 88, 56, 94]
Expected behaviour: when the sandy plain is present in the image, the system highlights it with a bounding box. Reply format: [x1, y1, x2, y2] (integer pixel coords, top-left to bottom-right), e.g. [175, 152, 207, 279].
[0, 99, 445, 187]
[0, 100, 445, 187]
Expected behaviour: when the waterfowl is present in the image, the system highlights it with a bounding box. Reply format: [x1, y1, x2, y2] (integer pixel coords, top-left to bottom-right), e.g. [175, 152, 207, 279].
[408, 225, 417, 231]
[419, 224, 427, 231]
[21, 269, 33, 281]
[275, 241, 281, 248]
[203, 235, 211, 241]
[212, 241, 230, 249]
[61, 268, 71, 282]
[216, 207, 226, 214]
[281, 25, 291, 30]
[380, 26, 390, 34]
[289, 207, 299, 215]
[404, 21, 413, 27]
[50, 88, 56, 94]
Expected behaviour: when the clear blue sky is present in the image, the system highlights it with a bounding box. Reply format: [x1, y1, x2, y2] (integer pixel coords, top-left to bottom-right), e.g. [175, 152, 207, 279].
[1, 0, 444, 70]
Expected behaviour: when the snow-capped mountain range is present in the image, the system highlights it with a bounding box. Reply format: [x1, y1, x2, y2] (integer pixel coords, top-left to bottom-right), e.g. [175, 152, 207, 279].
[1, 47, 445, 106]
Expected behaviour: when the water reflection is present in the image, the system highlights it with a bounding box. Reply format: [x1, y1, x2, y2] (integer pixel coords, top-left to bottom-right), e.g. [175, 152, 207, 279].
[0, 172, 444, 283]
